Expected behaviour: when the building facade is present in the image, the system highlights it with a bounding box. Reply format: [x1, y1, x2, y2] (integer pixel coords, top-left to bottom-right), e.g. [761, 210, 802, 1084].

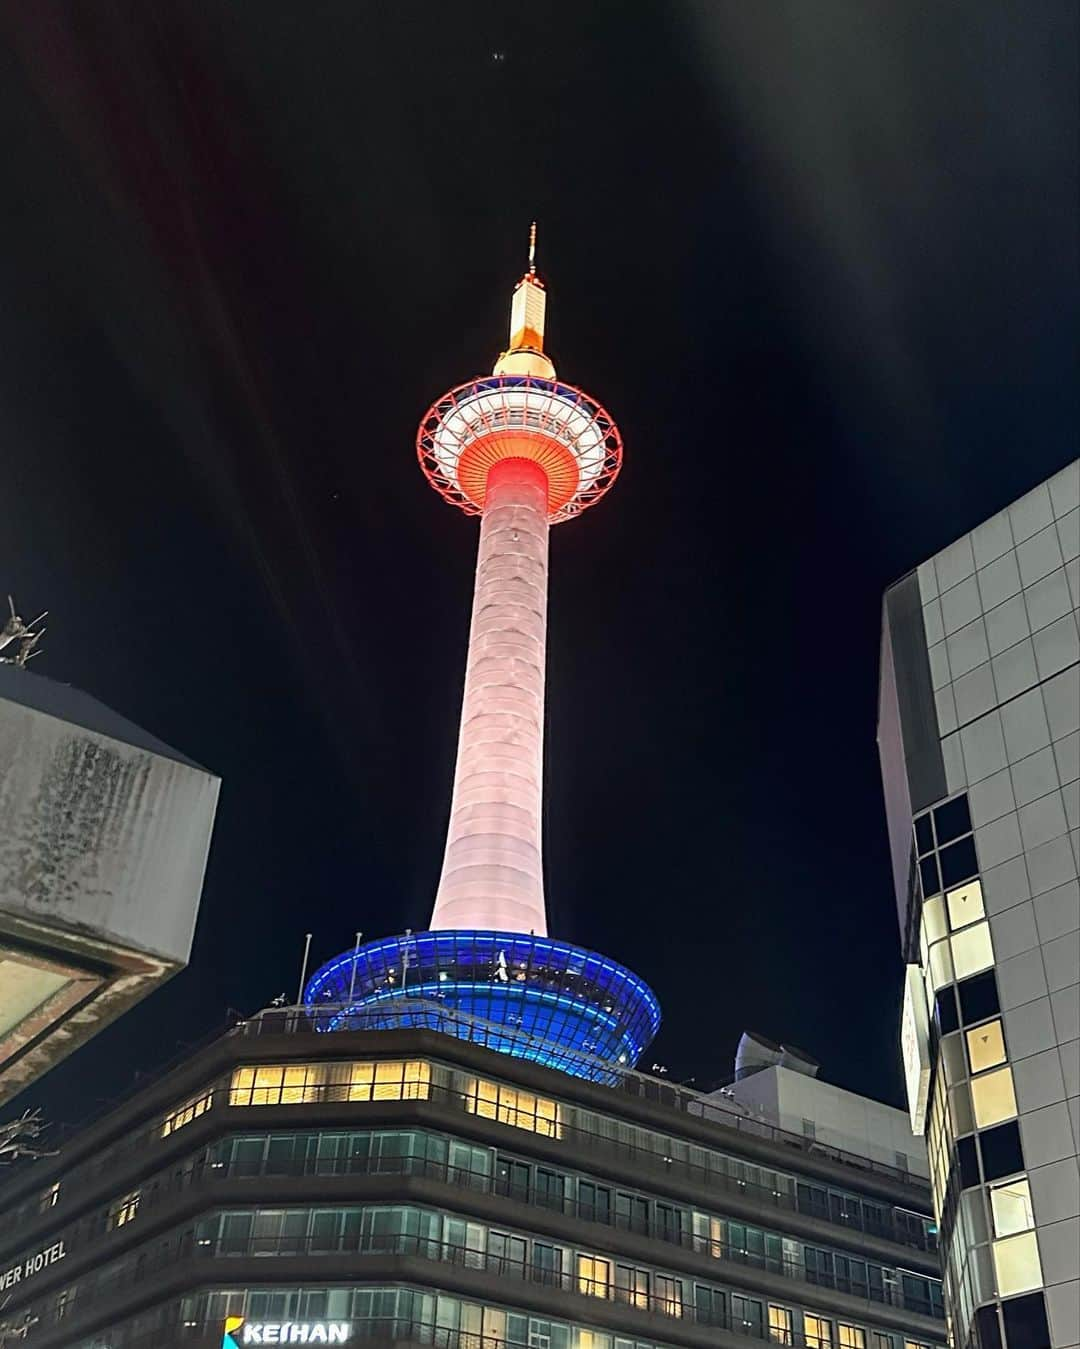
[878, 461, 1079, 1349]
[0, 664, 219, 1105]
[0, 1018, 946, 1349]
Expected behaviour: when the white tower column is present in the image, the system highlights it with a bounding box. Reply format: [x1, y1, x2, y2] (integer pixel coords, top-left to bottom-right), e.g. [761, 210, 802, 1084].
[429, 456, 550, 935]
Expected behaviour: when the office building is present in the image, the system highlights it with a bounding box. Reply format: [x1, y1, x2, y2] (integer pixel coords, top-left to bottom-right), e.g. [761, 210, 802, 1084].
[878, 462, 1079, 1349]
[0, 663, 219, 1105]
[0, 1016, 946, 1349]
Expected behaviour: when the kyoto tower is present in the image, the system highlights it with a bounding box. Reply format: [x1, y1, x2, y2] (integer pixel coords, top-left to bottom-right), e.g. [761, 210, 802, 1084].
[305, 229, 660, 1082]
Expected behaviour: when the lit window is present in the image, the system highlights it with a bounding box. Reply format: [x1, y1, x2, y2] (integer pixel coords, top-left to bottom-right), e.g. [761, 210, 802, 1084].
[161, 1088, 213, 1137]
[108, 1191, 140, 1229]
[577, 1255, 611, 1298]
[615, 1265, 649, 1309]
[951, 922, 994, 981]
[946, 880, 984, 930]
[344, 1060, 431, 1102]
[805, 1315, 833, 1349]
[904, 1341, 932, 1349]
[928, 939, 954, 991]
[468, 1079, 561, 1138]
[229, 1064, 321, 1106]
[992, 1231, 1043, 1297]
[923, 895, 948, 944]
[966, 1020, 1007, 1074]
[652, 1274, 682, 1317]
[769, 1306, 794, 1346]
[228, 1060, 430, 1106]
[839, 1327, 865, 1349]
[990, 1178, 1034, 1237]
[971, 1066, 1018, 1129]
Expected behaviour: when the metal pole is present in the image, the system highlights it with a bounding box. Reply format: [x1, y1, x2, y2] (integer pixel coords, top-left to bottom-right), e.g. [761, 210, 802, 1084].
[296, 932, 313, 1007]
[346, 931, 362, 1007]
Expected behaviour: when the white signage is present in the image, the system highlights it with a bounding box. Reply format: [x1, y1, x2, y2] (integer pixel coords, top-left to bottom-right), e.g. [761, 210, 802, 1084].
[233, 1325, 351, 1345]
[0, 1239, 66, 1291]
[901, 964, 931, 1135]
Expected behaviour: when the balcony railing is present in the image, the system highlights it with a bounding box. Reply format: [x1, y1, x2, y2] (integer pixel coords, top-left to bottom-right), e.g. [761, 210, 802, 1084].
[29, 1231, 945, 1339]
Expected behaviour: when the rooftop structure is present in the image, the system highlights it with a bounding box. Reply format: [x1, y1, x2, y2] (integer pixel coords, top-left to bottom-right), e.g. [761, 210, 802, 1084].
[0, 663, 219, 1105]
[305, 232, 658, 1081]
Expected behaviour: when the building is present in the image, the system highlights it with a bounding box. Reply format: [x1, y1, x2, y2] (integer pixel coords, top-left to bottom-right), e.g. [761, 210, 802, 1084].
[0, 662, 220, 1105]
[0, 1014, 947, 1349]
[721, 1034, 929, 1183]
[877, 462, 1079, 1349]
[302, 226, 657, 1084]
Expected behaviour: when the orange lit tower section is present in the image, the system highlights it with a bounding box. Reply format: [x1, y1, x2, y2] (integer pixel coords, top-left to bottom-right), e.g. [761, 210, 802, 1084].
[306, 231, 658, 1083]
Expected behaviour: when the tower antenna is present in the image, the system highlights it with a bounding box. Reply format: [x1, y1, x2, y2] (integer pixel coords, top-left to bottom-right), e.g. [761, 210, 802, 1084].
[528, 220, 537, 275]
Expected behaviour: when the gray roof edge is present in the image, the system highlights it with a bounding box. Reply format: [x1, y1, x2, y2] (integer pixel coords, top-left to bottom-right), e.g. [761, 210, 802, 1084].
[0, 664, 215, 775]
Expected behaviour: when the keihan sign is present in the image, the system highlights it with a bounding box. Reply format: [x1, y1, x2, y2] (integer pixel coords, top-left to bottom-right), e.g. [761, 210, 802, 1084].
[0, 1239, 67, 1291]
[223, 1320, 352, 1345]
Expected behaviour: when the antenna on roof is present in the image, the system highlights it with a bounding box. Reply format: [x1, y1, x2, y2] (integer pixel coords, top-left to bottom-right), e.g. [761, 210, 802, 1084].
[528, 220, 537, 275]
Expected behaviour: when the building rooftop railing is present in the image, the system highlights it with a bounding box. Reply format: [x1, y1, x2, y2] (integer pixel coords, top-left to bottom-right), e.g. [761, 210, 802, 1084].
[233, 1003, 928, 1189]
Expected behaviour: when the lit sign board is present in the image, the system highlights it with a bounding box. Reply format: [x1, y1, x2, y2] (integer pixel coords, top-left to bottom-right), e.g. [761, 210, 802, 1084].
[0, 1239, 66, 1292]
[901, 964, 931, 1135]
[224, 1319, 352, 1345]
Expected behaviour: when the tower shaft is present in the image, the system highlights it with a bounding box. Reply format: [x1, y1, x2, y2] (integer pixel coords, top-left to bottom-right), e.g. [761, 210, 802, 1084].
[430, 456, 550, 935]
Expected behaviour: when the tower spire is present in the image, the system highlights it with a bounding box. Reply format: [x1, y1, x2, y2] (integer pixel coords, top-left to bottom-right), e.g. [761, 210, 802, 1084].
[493, 222, 554, 378]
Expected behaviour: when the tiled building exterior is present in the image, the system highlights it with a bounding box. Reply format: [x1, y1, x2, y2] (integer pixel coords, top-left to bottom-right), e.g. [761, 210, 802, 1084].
[0, 1022, 946, 1349]
[879, 460, 1079, 1349]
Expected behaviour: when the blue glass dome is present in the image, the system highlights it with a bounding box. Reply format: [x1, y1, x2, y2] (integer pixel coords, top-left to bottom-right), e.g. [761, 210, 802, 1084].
[304, 930, 660, 1085]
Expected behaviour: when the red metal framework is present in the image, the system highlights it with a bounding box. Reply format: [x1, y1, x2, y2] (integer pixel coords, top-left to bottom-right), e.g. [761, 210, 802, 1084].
[417, 373, 623, 524]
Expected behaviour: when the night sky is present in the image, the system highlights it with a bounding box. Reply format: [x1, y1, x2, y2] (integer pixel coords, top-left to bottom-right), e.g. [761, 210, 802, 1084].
[1, 3, 1075, 1127]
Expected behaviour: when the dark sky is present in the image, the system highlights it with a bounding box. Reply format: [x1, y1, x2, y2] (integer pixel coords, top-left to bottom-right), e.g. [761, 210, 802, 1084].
[1, 2, 1076, 1126]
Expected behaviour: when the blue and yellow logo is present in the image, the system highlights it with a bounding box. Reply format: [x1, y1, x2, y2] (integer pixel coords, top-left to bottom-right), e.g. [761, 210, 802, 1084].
[223, 1317, 245, 1347]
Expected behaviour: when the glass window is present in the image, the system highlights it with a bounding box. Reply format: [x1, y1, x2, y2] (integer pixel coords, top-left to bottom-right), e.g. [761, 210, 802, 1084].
[959, 971, 1000, 1025]
[1001, 1291, 1051, 1349]
[652, 1274, 681, 1317]
[731, 1295, 763, 1336]
[967, 1019, 1007, 1073]
[108, 1191, 140, 1229]
[577, 1255, 611, 1298]
[872, 1336, 894, 1349]
[615, 1193, 649, 1234]
[578, 1182, 611, 1225]
[920, 855, 941, 900]
[695, 1286, 726, 1327]
[768, 1306, 793, 1345]
[161, 1088, 213, 1136]
[990, 1177, 1034, 1237]
[939, 835, 978, 888]
[979, 1120, 1024, 1180]
[838, 1327, 865, 1349]
[615, 1265, 649, 1309]
[992, 1231, 1043, 1297]
[496, 1158, 531, 1200]
[346, 1060, 432, 1102]
[936, 989, 960, 1034]
[928, 939, 954, 991]
[946, 879, 984, 930]
[535, 1169, 568, 1212]
[951, 922, 994, 981]
[914, 814, 935, 856]
[923, 895, 948, 944]
[656, 1203, 682, 1243]
[934, 795, 972, 846]
[972, 1066, 1017, 1128]
[469, 1080, 561, 1138]
[805, 1315, 833, 1349]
